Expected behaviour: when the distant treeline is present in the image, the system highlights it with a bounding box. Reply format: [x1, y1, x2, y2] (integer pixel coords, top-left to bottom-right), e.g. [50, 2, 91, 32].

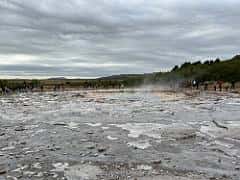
[0, 55, 240, 93]
[161, 55, 240, 84]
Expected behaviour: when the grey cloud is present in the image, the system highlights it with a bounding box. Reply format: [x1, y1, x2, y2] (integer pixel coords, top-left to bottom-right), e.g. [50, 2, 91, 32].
[0, 0, 240, 78]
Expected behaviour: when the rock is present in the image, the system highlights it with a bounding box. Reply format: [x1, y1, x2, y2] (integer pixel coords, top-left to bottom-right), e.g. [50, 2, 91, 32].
[23, 171, 35, 177]
[222, 174, 228, 178]
[90, 153, 99, 157]
[161, 127, 197, 141]
[20, 141, 27, 145]
[35, 172, 44, 177]
[49, 146, 61, 151]
[235, 166, 240, 170]
[15, 155, 24, 159]
[53, 122, 67, 126]
[72, 93, 85, 98]
[0, 165, 7, 174]
[87, 131, 94, 135]
[176, 133, 196, 140]
[0, 132, 5, 136]
[35, 156, 41, 160]
[1, 146, 15, 151]
[86, 143, 95, 150]
[97, 146, 107, 153]
[209, 177, 218, 180]
[55, 146, 61, 150]
[151, 160, 162, 164]
[15, 126, 26, 131]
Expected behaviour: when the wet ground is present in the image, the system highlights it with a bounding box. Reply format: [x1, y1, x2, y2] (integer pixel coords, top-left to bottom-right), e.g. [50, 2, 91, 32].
[0, 90, 240, 180]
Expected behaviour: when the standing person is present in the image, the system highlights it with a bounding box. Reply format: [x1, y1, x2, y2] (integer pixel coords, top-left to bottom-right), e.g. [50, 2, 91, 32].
[192, 80, 199, 90]
[196, 81, 199, 90]
[214, 84, 217, 91]
[204, 83, 208, 91]
[218, 81, 223, 92]
[231, 81, 235, 89]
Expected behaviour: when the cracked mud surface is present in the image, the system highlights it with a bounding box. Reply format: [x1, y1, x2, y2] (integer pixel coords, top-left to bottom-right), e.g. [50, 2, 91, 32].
[0, 90, 240, 179]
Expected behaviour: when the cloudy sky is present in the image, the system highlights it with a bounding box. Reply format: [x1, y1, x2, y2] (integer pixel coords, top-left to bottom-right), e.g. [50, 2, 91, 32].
[0, 0, 239, 78]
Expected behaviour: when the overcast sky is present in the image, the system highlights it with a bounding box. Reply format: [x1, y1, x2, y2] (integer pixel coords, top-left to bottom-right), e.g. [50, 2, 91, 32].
[0, 0, 239, 78]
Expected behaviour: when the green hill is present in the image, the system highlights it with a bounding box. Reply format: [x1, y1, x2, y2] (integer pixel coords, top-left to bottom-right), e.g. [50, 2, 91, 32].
[153, 55, 240, 84]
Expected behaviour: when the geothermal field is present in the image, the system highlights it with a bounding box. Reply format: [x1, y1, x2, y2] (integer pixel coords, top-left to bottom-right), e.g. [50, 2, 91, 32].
[0, 90, 240, 180]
